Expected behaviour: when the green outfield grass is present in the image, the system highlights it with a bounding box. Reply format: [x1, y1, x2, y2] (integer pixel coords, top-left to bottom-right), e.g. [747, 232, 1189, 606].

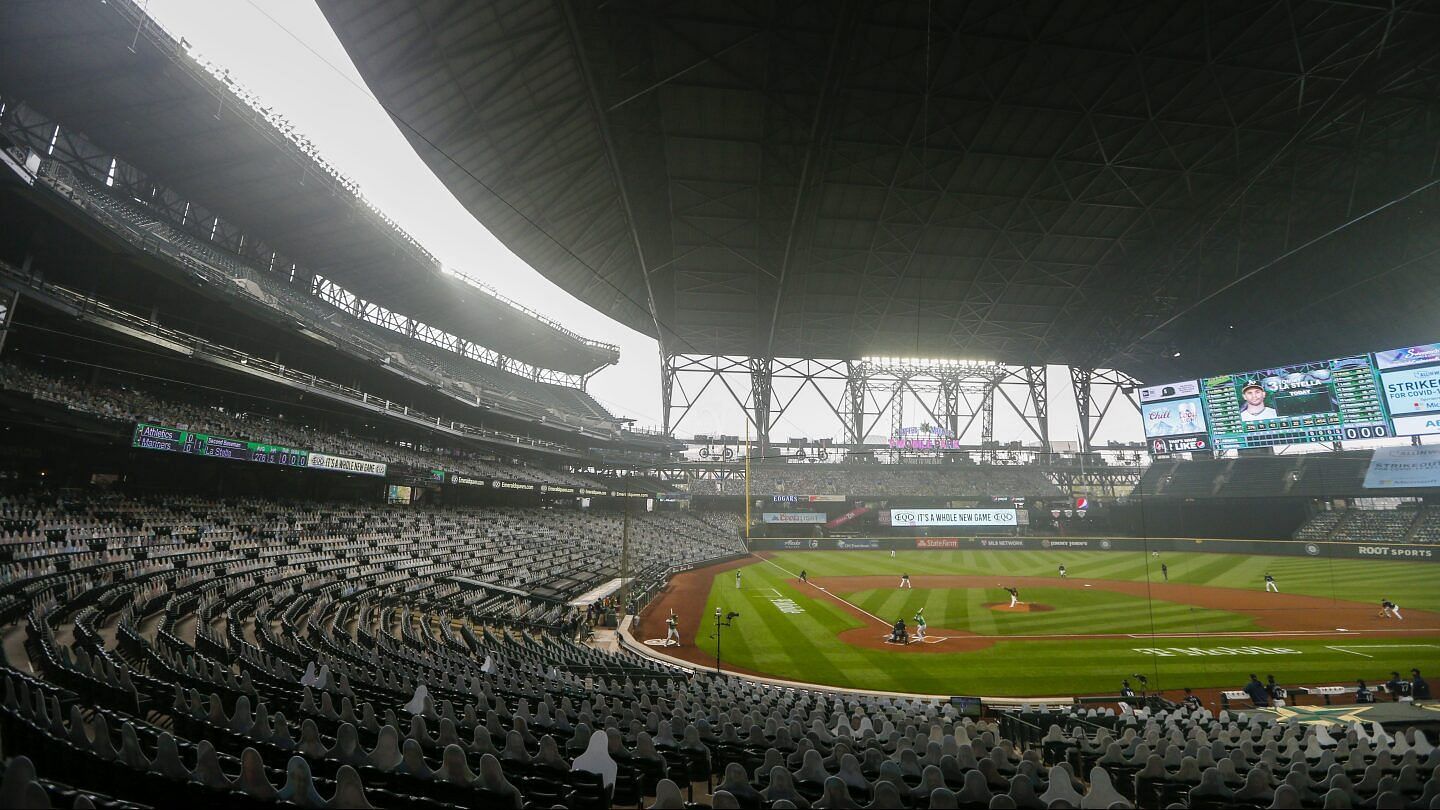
[692, 549, 1440, 696]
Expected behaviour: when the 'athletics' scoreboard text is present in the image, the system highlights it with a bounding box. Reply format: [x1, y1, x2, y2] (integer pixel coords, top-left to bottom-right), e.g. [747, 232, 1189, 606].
[132, 423, 309, 467]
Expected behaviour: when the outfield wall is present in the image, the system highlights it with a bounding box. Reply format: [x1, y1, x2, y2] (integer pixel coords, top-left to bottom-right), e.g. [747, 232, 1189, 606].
[746, 535, 1439, 562]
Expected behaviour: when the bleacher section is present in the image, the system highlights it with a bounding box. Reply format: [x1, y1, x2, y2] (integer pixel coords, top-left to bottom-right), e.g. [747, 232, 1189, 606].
[0, 361, 610, 490]
[0, 488, 1432, 809]
[1293, 511, 1344, 540]
[1218, 457, 1297, 498]
[1136, 451, 1423, 499]
[25, 158, 619, 434]
[1409, 507, 1440, 545]
[1294, 507, 1440, 544]
[1330, 509, 1421, 545]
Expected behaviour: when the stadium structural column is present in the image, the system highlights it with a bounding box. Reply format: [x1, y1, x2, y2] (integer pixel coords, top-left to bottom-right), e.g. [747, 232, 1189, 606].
[844, 362, 866, 445]
[980, 382, 997, 462]
[1071, 368, 1144, 452]
[940, 379, 960, 440]
[750, 357, 773, 459]
[1071, 367, 1094, 453]
[660, 353, 675, 436]
[1025, 365, 1050, 455]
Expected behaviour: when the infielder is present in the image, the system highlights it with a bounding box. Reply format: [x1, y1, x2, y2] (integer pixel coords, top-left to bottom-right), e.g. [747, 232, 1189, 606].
[1381, 599, 1403, 620]
[899, 573, 912, 589]
[913, 610, 927, 641]
[1004, 585, 1020, 608]
[1264, 573, 1278, 593]
[665, 611, 680, 646]
[1058, 564, 1067, 579]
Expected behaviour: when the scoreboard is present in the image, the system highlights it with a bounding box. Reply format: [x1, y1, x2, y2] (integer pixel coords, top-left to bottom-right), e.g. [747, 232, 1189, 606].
[133, 423, 309, 467]
[1143, 341, 1436, 454]
[1203, 355, 1389, 450]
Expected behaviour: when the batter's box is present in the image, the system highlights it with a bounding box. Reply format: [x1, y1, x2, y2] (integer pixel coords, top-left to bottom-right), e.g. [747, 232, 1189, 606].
[880, 635, 948, 645]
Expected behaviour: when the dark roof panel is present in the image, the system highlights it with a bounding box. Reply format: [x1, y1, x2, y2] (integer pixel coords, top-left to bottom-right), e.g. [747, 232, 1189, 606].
[321, 0, 1440, 379]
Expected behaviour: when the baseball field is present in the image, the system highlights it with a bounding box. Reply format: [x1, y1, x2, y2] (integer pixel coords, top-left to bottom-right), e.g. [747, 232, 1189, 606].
[637, 548, 1440, 697]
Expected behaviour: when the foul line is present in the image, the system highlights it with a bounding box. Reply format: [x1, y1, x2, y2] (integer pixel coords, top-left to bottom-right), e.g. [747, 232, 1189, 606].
[1327, 643, 1440, 659]
[756, 555, 891, 627]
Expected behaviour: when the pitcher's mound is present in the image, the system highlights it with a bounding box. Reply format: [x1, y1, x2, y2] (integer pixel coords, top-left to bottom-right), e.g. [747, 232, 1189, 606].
[984, 602, 1053, 613]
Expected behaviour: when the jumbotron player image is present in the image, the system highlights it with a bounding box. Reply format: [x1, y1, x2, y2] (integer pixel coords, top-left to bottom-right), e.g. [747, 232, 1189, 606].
[1240, 381, 1278, 421]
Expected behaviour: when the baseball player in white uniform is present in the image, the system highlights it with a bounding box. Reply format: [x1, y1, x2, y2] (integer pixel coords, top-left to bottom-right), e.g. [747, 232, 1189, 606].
[899, 573, 912, 589]
[735, 570, 741, 589]
[1005, 586, 1020, 608]
[1264, 573, 1279, 593]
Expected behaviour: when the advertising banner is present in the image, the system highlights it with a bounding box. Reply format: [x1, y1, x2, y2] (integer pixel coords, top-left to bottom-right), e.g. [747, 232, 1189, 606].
[1149, 435, 1211, 455]
[1379, 364, 1440, 436]
[306, 452, 386, 477]
[762, 512, 828, 524]
[826, 506, 871, 529]
[1141, 397, 1207, 437]
[915, 538, 960, 549]
[491, 480, 539, 492]
[1138, 380, 1200, 403]
[889, 508, 1017, 527]
[1363, 446, 1440, 489]
[1374, 342, 1440, 370]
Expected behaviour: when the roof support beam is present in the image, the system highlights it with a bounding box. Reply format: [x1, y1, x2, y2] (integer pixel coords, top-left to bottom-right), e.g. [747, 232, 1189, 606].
[557, 0, 675, 358]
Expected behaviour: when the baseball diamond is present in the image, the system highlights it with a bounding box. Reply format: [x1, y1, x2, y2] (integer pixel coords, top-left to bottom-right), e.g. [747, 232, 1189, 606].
[637, 548, 1440, 697]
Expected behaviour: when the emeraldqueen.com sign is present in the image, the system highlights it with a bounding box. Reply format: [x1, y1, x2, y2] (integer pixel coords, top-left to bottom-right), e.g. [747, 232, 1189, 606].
[889, 509, 1017, 527]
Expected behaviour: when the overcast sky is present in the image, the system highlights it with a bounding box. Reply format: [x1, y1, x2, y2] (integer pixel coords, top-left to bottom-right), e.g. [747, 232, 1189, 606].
[141, 0, 1145, 450]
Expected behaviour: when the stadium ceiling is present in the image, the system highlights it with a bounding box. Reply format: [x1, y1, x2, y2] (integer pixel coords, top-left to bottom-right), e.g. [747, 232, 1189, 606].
[0, 0, 618, 377]
[320, 0, 1440, 382]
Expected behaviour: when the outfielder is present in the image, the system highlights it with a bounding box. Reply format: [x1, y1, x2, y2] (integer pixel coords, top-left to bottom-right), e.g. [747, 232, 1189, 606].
[1004, 585, 1020, 608]
[1264, 573, 1278, 593]
[899, 573, 912, 589]
[890, 548, 897, 559]
[665, 611, 680, 646]
[913, 609, 927, 641]
[735, 570, 742, 589]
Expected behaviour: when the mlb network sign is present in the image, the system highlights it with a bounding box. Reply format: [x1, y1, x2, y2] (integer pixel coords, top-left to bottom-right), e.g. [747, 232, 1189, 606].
[890, 509, 1017, 527]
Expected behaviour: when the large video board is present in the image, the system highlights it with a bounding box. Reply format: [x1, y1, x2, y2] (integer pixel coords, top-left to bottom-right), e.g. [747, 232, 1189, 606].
[1142, 340, 1439, 454]
[1203, 355, 1388, 450]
